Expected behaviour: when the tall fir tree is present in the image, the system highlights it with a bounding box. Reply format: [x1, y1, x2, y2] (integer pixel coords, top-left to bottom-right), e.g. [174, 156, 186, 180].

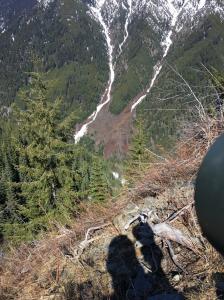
[89, 156, 110, 202]
[211, 68, 224, 98]
[72, 146, 92, 199]
[126, 119, 149, 184]
[0, 74, 115, 243]
[0, 119, 22, 241]
[8, 73, 78, 239]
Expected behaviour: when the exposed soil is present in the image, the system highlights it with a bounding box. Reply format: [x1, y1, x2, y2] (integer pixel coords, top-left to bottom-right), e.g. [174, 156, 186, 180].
[76, 89, 148, 158]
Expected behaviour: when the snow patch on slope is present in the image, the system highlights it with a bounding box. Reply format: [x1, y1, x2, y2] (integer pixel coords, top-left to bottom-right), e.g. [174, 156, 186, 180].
[74, 0, 115, 142]
[118, 0, 133, 56]
[75, 0, 135, 142]
[198, 0, 206, 10]
[37, 0, 53, 8]
[131, 0, 224, 110]
[0, 20, 5, 34]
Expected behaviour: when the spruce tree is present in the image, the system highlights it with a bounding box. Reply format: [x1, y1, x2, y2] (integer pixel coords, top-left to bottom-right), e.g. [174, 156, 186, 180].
[89, 157, 110, 202]
[126, 119, 149, 184]
[0, 120, 23, 241]
[211, 68, 224, 98]
[10, 73, 78, 238]
[72, 146, 92, 199]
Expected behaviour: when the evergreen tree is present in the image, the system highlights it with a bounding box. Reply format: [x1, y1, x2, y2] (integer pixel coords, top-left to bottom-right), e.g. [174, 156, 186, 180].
[0, 119, 23, 241]
[0, 73, 116, 243]
[8, 73, 78, 239]
[89, 157, 110, 202]
[126, 119, 149, 184]
[72, 146, 92, 199]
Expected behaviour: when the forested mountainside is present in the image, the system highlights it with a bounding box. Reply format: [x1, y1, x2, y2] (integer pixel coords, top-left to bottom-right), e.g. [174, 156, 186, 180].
[0, 0, 108, 120]
[139, 13, 224, 148]
[0, 0, 36, 28]
[1, 0, 223, 155]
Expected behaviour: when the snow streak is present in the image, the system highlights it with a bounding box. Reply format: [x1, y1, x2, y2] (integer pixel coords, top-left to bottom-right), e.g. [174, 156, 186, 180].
[74, 0, 115, 143]
[198, 0, 206, 10]
[131, 0, 192, 111]
[74, 0, 133, 142]
[118, 0, 133, 56]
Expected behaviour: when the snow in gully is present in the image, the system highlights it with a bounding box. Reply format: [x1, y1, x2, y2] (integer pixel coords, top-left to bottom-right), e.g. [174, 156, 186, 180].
[131, 0, 192, 111]
[74, 0, 115, 143]
[118, 0, 133, 57]
[131, 0, 212, 111]
[74, 0, 134, 143]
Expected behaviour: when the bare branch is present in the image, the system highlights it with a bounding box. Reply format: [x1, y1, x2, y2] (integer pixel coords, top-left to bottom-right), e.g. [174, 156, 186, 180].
[167, 64, 206, 120]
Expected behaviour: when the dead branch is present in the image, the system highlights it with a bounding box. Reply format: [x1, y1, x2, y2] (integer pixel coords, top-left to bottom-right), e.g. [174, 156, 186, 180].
[73, 223, 111, 259]
[151, 222, 201, 254]
[82, 223, 111, 243]
[166, 240, 187, 273]
[168, 64, 206, 120]
[124, 209, 202, 254]
[165, 201, 194, 223]
[145, 148, 168, 162]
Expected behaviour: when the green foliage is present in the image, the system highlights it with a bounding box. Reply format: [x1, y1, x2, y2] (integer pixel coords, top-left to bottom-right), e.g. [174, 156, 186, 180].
[0, 0, 108, 122]
[72, 144, 94, 199]
[2, 73, 79, 240]
[89, 156, 111, 202]
[137, 14, 224, 150]
[45, 62, 107, 121]
[210, 68, 224, 99]
[0, 74, 118, 244]
[0, 119, 23, 242]
[109, 18, 162, 114]
[125, 119, 150, 184]
[170, 14, 224, 74]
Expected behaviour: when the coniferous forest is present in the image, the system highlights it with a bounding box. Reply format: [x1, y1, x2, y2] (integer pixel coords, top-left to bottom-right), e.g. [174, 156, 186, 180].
[0, 73, 114, 243]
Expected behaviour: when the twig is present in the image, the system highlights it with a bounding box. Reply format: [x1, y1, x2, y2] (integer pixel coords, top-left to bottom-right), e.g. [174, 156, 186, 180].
[165, 202, 194, 223]
[145, 148, 168, 161]
[73, 223, 111, 259]
[82, 223, 111, 244]
[167, 64, 206, 120]
[166, 240, 187, 274]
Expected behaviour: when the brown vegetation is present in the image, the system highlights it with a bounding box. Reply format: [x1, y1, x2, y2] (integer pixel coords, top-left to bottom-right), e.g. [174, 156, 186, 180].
[1, 114, 224, 300]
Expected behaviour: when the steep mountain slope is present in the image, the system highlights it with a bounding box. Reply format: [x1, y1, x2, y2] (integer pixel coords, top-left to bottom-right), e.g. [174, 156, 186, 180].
[0, 0, 108, 120]
[0, 0, 37, 33]
[74, 0, 224, 155]
[0, 0, 224, 155]
[140, 12, 224, 148]
[110, 0, 224, 114]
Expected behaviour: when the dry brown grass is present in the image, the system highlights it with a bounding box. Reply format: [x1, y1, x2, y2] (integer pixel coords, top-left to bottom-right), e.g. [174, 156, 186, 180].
[1, 115, 224, 300]
[129, 114, 224, 201]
